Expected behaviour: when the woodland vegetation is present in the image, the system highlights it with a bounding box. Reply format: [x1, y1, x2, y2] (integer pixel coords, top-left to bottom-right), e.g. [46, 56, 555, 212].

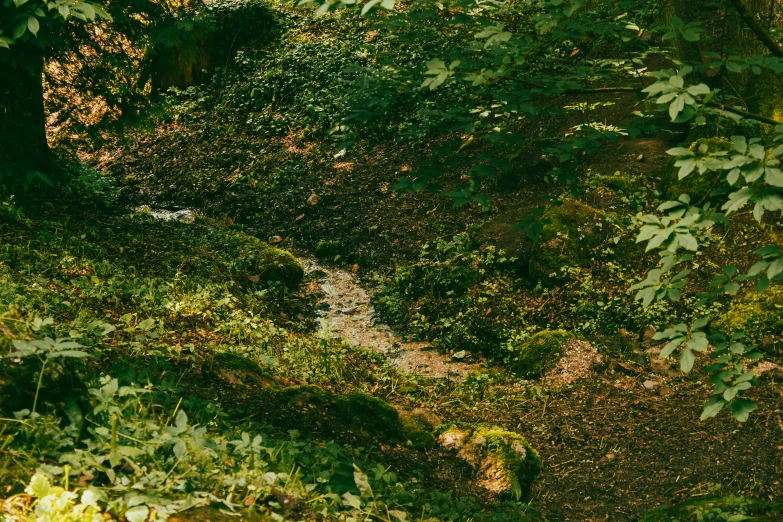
[1, 0, 783, 520]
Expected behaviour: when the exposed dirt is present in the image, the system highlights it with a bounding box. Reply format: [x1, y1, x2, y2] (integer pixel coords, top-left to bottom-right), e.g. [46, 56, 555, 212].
[518, 372, 783, 521]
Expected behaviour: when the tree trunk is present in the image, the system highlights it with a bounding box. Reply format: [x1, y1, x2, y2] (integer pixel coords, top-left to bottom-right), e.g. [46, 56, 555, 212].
[0, 45, 51, 188]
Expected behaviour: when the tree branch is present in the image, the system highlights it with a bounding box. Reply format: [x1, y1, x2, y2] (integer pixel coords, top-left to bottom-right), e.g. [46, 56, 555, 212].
[706, 102, 782, 126]
[560, 87, 782, 125]
[727, 0, 783, 57]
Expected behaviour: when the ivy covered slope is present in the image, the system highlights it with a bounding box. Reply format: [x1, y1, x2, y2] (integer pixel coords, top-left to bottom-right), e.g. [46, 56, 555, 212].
[0, 179, 541, 522]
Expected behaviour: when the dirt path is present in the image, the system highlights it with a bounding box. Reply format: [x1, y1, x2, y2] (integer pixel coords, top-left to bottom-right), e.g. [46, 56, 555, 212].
[302, 259, 478, 379]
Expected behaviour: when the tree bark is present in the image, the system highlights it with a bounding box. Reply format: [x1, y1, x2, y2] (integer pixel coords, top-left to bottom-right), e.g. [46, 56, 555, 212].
[727, 0, 783, 57]
[0, 45, 51, 186]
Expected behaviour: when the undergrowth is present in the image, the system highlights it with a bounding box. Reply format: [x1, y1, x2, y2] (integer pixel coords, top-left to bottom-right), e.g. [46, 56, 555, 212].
[0, 188, 539, 521]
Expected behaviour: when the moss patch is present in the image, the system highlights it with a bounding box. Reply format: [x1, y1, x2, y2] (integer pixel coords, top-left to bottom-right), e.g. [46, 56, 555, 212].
[211, 229, 304, 288]
[509, 330, 573, 377]
[640, 495, 783, 522]
[713, 285, 783, 348]
[438, 423, 540, 498]
[335, 392, 402, 438]
[314, 240, 345, 260]
[400, 414, 436, 449]
[204, 352, 278, 388]
[530, 200, 608, 280]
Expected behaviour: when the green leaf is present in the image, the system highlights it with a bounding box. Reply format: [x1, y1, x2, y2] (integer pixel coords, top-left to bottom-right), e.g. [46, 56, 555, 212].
[27, 16, 39, 36]
[680, 347, 694, 373]
[353, 465, 373, 498]
[692, 317, 709, 330]
[26, 473, 51, 498]
[360, 0, 381, 15]
[13, 20, 27, 39]
[681, 27, 702, 42]
[730, 398, 757, 422]
[48, 350, 89, 358]
[701, 396, 727, 420]
[765, 167, 783, 187]
[125, 506, 150, 522]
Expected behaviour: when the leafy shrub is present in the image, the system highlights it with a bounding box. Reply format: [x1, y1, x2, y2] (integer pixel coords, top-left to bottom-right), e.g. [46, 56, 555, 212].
[373, 234, 528, 358]
[713, 284, 783, 348]
[661, 138, 730, 202]
[206, 0, 279, 58]
[530, 200, 610, 281]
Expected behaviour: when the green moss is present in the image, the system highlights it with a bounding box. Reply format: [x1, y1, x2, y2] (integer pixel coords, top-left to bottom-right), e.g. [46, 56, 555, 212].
[334, 393, 402, 438]
[400, 414, 436, 449]
[212, 229, 303, 288]
[272, 385, 333, 407]
[713, 285, 783, 345]
[662, 138, 730, 202]
[640, 495, 783, 522]
[211, 352, 264, 374]
[530, 200, 608, 280]
[438, 423, 540, 498]
[589, 171, 639, 193]
[509, 330, 573, 377]
[314, 240, 345, 259]
[471, 425, 541, 498]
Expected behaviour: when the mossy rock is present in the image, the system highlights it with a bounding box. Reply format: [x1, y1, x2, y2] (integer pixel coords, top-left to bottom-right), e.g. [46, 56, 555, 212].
[662, 138, 730, 203]
[437, 423, 540, 498]
[334, 393, 402, 438]
[400, 414, 436, 449]
[509, 330, 573, 378]
[589, 171, 640, 193]
[204, 352, 277, 388]
[314, 240, 345, 259]
[272, 385, 333, 408]
[713, 285, 783, 350]
[211, 229, 303, 288]
[640, 495, 783, 522]
[530, 200, 608, 281]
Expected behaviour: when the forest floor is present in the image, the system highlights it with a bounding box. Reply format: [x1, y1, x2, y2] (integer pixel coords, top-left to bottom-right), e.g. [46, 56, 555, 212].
[3, 7, 783, 520]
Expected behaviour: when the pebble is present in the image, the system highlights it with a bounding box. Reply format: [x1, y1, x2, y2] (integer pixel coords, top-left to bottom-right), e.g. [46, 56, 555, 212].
[643, 379, 660, 390]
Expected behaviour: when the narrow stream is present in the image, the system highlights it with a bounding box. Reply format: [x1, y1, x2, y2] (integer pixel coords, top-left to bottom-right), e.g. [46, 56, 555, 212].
[137, 205, 477, 379]
[303, 260, 478, 379]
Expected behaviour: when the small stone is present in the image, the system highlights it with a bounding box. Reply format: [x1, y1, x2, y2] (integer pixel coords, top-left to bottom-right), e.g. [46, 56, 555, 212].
[643, 379, 660, 390]
[636, 154, 644, 162]
[307, 193, 321, 205]
[269, 235, 283, 244]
